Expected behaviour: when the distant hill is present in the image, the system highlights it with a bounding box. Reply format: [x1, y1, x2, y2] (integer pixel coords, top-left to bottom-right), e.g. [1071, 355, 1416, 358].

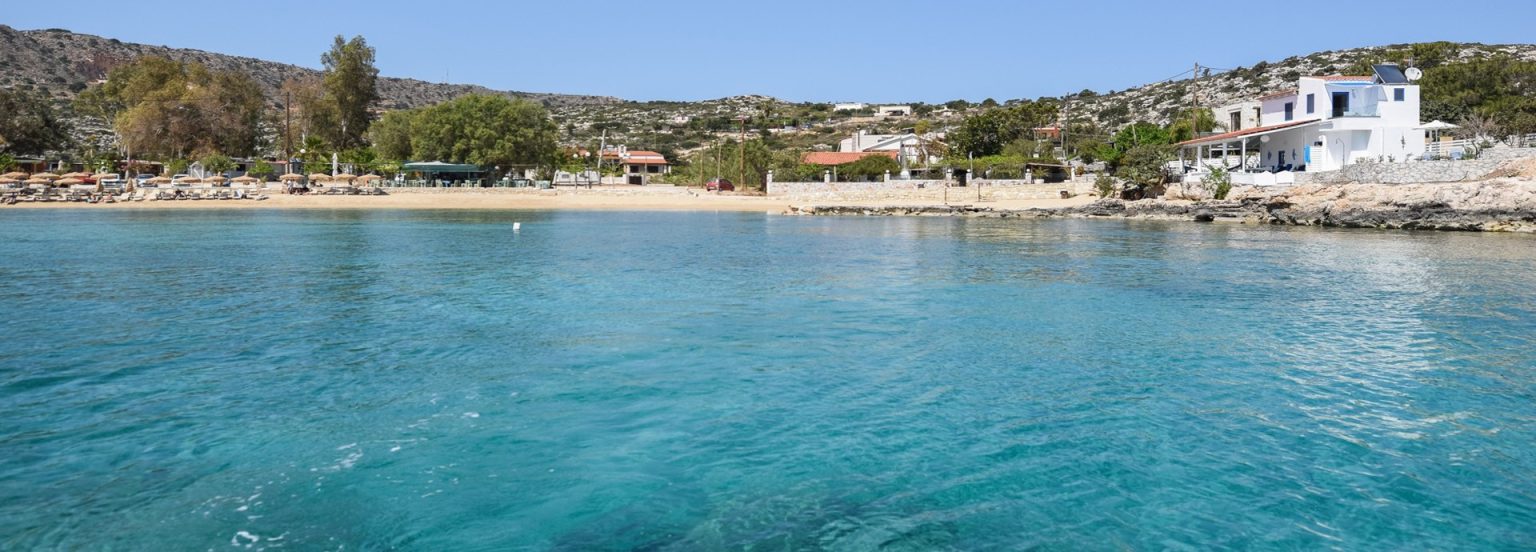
[0, 25, 620, 110]
[2, 25, 1531, 158]
[1066, 42, 1536, 129]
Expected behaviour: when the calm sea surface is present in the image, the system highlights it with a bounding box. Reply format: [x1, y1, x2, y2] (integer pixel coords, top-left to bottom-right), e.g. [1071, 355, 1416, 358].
[1, 209, 1534, 550]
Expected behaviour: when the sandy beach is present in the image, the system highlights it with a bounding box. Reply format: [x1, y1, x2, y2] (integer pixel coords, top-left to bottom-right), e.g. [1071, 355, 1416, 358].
[2, 187, 1100, 212]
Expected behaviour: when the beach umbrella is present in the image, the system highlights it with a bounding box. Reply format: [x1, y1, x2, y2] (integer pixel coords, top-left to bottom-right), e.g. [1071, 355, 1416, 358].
[1418, 120, 1462, 147]
[307, 173, 331, 181]
[61, 172, 90, 179]
[146, 176, 173, 184]
[356, 174, 382, 182]
[0, 177, 18, 185]
[1, 171, 27, 179]
[279, 173, 304, 181]
[92, 173, 117, 192]
[231, 175, 258, 183]
[206, 175, 229, 185]
[25, 177, 51, 186]
[56, 177, 84, 186]
[176, 177, 202, 184]
[32, 172, 60, 180]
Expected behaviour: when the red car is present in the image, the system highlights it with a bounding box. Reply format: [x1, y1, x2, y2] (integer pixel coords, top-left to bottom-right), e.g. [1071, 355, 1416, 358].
[706, 178, 734, 192]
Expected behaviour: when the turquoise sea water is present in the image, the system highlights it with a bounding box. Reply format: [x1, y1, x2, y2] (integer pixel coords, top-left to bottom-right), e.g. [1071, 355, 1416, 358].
[1, 209, 1534, 550]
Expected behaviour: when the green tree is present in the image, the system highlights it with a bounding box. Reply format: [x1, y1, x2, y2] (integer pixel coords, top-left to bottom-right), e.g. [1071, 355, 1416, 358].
[166, 158, 191, 176]
[1114, 145, 1173, 193]
[950, 101, 1060, 157]
[368, 109, 416, 161]
[246, 161, 276, 180]
[321, 35, 380, 149]
[838, 155, 900, 180]
[199, 153, 235, 176]
[409, 94, 557, 169]
[282, 77, 338, 151]
[1113, 122, 1172, 150]
[1167, 108, 1219, 142]
[79, 56, 263, 159]
[0, 87, 71, 155]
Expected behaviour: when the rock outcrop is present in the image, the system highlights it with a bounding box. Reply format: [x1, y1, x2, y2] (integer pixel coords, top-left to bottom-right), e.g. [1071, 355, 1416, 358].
[788, 173, 1536, 233]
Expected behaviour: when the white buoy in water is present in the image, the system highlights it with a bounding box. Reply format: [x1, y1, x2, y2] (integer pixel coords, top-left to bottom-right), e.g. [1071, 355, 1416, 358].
[513, 222, 521, 231]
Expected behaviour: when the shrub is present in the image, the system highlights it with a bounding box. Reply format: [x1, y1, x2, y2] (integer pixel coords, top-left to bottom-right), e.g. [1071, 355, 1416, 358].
[1094, 173, 1116, 197]
[1204, 167, 1232, 200]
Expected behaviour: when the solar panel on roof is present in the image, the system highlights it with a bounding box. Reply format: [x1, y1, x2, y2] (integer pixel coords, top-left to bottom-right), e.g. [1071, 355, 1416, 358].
[1374, 64, 1409, 84]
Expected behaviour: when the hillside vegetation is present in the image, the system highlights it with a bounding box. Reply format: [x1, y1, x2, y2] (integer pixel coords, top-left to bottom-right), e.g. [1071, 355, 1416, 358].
[2, 25, 1532, 189]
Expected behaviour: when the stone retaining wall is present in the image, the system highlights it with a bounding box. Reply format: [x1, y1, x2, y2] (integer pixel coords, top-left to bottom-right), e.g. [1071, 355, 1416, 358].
[385, 186, 693, 197]
[768, 179, 1093, 202]
[1297, 148, 1536, 185]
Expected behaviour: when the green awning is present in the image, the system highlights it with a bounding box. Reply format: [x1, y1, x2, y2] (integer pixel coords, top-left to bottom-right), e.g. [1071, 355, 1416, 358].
[402, 161, 482, 173]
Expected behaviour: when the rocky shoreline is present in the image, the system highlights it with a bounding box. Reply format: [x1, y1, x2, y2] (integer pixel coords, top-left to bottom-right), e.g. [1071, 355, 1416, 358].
[786, 178, 1536, 233]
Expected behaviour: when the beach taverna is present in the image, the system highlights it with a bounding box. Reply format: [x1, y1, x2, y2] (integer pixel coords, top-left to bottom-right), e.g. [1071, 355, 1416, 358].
[1176, 63, 1426, 179]
[401, 161, 483, 186]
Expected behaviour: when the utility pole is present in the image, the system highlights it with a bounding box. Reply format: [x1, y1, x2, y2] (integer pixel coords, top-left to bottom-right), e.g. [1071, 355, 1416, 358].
[737, 116, 746, 187]
[284, 91, 292, 175]
[1191, 62, 1201, 141]
[596, 129, 606, 186]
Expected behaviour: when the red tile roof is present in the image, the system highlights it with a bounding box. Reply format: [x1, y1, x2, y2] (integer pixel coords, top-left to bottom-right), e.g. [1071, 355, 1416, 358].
[1175, 119, 1318, 147]
[623, 150, 669, 165]
[801, 151, 899, 166]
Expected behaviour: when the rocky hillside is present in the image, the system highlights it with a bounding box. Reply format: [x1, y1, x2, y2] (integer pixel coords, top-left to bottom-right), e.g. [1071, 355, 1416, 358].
[3, 25, 1531, 156]
[0, 25, 619, 110]
[1067, 42, 1536, 129]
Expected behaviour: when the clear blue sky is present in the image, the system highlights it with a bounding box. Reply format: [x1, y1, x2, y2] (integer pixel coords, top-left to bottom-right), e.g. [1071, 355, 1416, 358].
[7, 0, 1534, 103]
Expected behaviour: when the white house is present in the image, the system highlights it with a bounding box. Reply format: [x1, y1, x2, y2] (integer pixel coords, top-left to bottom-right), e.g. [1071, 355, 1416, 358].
[838, 130, 941, 166]
[875, 105, 911, 118]
[833, 102, 868, 112]
[1177, 64, 1425, 175]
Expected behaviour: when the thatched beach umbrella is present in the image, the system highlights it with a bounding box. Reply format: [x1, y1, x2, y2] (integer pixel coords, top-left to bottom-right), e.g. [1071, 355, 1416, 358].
[206, 175, 229, 186]
[32, 172, 60, 180]
[56, 177, 85, 187]
[175, 177, 202, 185]
[356, 174, 382, 182]
[146, 176, 173, 185]
[92, 173, 116, 192]
[0, 177, 19, 186]
[279, 173, 304, 181]
[306, 173, 331, 182]
[231, 175, 258, 184]
[61, 172, 90, 179]
[1, 171, 28, 180]
[25, 177, 51, 186]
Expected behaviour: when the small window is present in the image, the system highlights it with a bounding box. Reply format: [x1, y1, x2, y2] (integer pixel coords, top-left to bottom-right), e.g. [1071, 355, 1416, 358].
[1306, 94, 1315, 114]
[1284, 102, 1294, 121]
[1394, 88, 1405, 101]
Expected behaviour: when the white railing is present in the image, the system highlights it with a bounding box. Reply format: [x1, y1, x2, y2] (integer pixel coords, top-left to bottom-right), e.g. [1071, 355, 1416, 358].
[1230, 171, 1296, 187]
[1426, 138, 1477, 157]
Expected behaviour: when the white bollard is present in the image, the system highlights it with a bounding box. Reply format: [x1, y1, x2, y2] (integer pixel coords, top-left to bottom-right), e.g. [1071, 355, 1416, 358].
[513, 222, 521, 231]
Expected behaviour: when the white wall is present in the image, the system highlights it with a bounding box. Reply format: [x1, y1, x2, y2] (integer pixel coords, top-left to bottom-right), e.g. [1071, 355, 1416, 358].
[1260, 95, 1299, 126]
